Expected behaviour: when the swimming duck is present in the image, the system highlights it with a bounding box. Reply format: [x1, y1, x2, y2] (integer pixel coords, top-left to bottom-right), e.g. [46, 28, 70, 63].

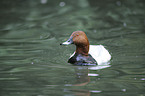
[60, 31, 111, 66]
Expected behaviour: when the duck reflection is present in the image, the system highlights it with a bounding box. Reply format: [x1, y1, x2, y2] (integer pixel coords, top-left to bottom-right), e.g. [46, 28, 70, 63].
[74, 65, 110, 86]
[74, 66, 90, 86]
[64, 65, 109, 96]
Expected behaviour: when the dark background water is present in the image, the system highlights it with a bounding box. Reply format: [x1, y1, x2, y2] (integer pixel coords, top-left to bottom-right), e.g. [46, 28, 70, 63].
[0, 0, 145, 96]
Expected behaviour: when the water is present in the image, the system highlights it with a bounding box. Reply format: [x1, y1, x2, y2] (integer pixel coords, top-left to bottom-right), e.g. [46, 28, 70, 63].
[0, 0, 145, 96]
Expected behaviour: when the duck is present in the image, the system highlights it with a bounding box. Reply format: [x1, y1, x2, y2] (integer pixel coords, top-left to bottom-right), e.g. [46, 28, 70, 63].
[60, 31, 111, 66]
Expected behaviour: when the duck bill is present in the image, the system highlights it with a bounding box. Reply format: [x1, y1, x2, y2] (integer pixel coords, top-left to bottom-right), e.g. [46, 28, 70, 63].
[60, 37, 73, 45]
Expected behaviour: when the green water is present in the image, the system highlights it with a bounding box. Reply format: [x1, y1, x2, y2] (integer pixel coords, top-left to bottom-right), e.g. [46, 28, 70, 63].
[0, 0, 145, 96]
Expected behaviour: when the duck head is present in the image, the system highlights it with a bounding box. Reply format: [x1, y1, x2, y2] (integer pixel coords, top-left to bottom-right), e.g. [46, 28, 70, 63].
[60, 31, 89, 56]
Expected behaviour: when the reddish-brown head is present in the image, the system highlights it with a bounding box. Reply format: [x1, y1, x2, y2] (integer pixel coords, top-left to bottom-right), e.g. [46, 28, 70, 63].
[61, 31, 90, 56]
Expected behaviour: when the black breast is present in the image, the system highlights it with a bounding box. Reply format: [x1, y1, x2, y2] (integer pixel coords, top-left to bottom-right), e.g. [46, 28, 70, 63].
[68, 53, 97, 66]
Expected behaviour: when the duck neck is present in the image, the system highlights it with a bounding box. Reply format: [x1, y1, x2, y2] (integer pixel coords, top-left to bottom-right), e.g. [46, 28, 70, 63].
[76, 44, 89, 56]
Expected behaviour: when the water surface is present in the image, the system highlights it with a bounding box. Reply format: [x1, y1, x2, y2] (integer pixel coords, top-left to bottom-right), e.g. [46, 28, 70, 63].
[0, 0, 145, 96]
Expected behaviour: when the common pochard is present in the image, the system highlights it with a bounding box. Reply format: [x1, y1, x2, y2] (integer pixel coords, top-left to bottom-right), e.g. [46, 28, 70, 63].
[60, 31, 111, 66]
